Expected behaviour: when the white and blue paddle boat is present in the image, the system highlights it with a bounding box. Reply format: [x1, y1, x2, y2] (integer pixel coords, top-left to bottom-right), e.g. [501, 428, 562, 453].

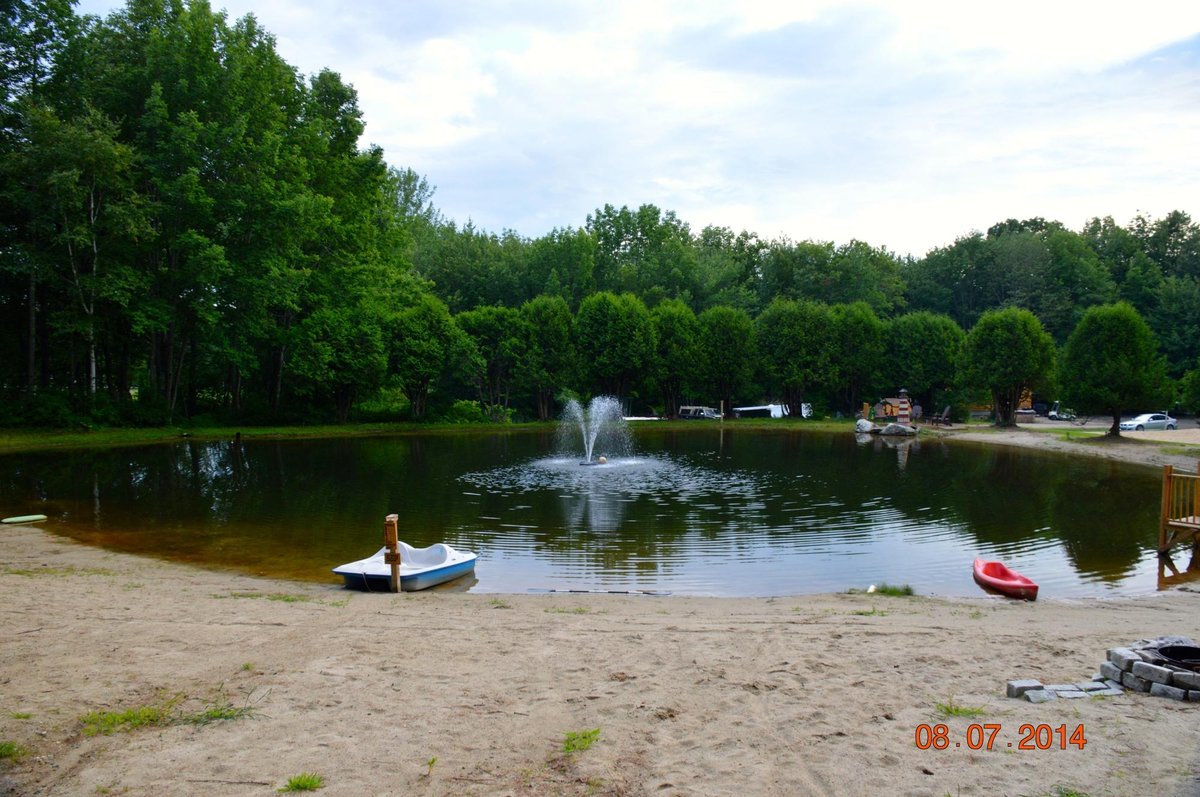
[333, 540, 476, 591]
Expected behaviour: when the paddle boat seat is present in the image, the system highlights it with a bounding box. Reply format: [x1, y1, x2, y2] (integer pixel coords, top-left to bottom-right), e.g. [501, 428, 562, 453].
[396, 541, 455, 567]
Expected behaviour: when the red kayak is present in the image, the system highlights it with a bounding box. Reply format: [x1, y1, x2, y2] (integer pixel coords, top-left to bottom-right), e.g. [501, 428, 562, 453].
[972, 558, 1038, 600]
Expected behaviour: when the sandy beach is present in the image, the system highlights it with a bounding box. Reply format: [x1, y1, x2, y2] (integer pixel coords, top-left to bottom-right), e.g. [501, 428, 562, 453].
[2, 425, 1199, 796]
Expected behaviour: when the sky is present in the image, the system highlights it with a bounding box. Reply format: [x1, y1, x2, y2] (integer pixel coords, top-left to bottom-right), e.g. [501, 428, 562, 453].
[76, 0, 1200, 257]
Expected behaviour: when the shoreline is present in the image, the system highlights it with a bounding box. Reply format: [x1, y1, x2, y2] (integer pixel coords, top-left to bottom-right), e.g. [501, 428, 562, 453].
[939, 420, 1200, 473]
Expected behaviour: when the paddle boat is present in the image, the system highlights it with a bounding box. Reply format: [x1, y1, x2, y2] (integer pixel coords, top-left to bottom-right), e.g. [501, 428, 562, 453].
[333, 541, 476, 591]
[2, 514, 48, 524]
[972, 558, 1038, 600]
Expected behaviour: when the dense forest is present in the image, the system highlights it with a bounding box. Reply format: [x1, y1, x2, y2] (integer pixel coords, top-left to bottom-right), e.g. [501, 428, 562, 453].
[3, 0, 1200, 428]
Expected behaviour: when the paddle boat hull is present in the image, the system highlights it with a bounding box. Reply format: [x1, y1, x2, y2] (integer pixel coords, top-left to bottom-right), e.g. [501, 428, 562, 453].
[333, 541, 476, 591]
[2, 514, 48, 524]
[972, 557, 1038, 600]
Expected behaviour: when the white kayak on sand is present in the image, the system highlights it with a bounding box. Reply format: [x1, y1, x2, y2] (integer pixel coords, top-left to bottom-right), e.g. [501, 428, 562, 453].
[332, 541, 476, 591]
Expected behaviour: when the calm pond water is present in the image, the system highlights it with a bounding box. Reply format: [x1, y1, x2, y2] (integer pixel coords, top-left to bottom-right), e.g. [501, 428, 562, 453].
[0, 428, 1188, 597]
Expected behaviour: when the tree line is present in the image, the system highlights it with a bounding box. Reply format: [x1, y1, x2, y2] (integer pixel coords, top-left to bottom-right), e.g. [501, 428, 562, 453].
[2, 0, 1198, 429]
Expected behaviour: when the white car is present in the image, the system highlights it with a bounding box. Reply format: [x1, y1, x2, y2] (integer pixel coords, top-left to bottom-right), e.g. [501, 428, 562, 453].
[1119, 412, 1176, 431]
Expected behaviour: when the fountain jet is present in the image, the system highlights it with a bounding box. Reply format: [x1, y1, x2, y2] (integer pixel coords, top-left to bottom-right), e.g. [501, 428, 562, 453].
[559, 396, 630, 465]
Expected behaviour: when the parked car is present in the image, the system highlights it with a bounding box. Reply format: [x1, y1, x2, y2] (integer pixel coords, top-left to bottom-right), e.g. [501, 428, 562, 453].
[1119, 412, 1176, 431]
[678, 405, 722, 420]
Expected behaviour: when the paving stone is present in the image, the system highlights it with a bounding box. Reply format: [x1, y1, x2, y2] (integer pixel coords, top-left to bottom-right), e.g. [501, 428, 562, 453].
[1045, 684, 1080, 692]
[1132, 661, 1174, 685]
[1150, 682, 1188, 701]
[1075, 682, 1107, 692]
[1104, 679, 1125, 691]
[1054, 690, 1088, 699]
[1121, 672, 1152, 692]
[1006, 679, 1043, 698]
[1099, 661, 1123, 682]
[1170, 670, 1200, 690]
[1025, 689, 1057, 703]
[1108, 648, 1140, 672]
[1093, 688, 1125, 697]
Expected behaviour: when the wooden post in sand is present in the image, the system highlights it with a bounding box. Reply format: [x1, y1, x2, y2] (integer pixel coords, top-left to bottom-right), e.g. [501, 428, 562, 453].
[383, 513, 401, 593]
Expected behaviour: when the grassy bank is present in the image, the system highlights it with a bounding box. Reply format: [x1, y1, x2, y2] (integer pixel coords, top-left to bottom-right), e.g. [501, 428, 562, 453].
[0, 416, 864, 455]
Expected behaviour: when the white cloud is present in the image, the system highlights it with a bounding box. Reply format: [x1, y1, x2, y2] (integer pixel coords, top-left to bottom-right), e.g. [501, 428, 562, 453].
[73, 0, 1200, 254]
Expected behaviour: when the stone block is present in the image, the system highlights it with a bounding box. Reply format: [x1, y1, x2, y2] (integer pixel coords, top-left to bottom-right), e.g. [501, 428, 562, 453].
[1132, 661, 1174, 685]
[1045, 684, 1080, 692]
[1006, 679, 1043, 698]
[1055, 690, 1087, 699]
[1121, 672, 1152, 692]
[1134, 635, 1196, 648]
[1075, 682, 1107, 692]
[1025, 689, 1056, 703]
[1099, 661, 1123, 682]
[1191, 691, 1200, 702]
[1150, 682, 1187, 701]
[1107, 648, 1140, 672]
[1170, 670, 1200, 690]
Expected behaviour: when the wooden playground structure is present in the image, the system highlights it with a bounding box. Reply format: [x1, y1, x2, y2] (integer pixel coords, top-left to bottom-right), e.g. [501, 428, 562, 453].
[1158, 464, 1200, 587]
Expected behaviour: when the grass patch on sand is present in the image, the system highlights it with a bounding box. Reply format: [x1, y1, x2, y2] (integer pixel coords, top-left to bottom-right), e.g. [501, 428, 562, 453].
[545, 606, 590, 614]
[846, 582, 914, 597]
[179, 693, 257, 726]
[2, 564, 116, 578]
[81, 689, 258, 735]
[81, 702, 177, 736]
[562, 728, 601, 754]
[216, 591, 313, 603]
[934, 697, 987, 719]
[0, 741, 28, 762]
[278, 773, 325, 792]
[850, 606, 888, 617]
[1050, 429, 1107, 443]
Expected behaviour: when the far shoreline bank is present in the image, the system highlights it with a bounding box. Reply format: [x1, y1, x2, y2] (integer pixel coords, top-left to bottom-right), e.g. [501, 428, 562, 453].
[3, 417, 1198, 474]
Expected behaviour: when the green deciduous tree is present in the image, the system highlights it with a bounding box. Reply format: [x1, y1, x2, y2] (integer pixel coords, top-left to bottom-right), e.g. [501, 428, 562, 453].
[696, 305, 755, 416]
[388, 292, 468, 419]
[650, 298, 700, 418]
[526, 227, 595, 308]
[574, 291, 654, 399]
[517, 294, 574, 420]
[754, 299, 833, 417]
[884, 312, 965, 413]
[828, 302, 884, 414]
[457, 305, 525, 422]
[694, 225, 762, 313]
[1060, 302, 1169, 436]
[586, 203, 697, 304]
[1149, 276, 1200, 379]
[960, 307, 1056, 427]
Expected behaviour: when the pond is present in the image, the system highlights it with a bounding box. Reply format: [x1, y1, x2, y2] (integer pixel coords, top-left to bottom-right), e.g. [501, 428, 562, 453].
[0, 427, 1183, 597]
